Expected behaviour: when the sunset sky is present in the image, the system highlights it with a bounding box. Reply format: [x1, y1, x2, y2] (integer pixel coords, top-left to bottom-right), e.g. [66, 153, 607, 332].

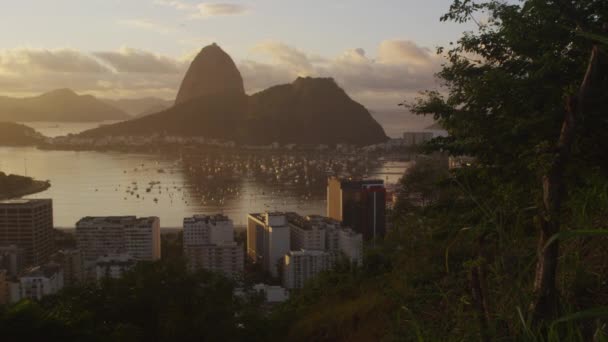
[0, 0, 478, 109]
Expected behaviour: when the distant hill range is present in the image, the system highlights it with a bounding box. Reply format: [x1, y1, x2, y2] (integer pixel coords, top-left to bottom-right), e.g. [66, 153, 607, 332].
[102, 97, 173, 117]
[0, 122, 45, 146]
[80, 43, 388, 146]
[0, 89, 130, 122]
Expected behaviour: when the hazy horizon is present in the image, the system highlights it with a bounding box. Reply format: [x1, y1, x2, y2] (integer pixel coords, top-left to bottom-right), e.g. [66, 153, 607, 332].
[0, 0, 481, 110]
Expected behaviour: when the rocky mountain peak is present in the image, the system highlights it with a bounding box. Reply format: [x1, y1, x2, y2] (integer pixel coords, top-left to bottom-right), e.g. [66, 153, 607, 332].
[175, 43, 245, 105]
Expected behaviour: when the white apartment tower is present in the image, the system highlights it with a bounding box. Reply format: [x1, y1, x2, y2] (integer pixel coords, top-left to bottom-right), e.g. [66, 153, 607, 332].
[287, 213, 327, 251]
[325, 224, 363, 266]
[76, 216, 161, 271]
[183, 214, 234, 246]
[296, 215, 363, 265]
[283, 250, 334, 289]
[183, 215, 243, 278]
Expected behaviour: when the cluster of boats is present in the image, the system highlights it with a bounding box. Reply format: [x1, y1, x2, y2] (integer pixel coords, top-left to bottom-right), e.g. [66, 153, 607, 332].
[183, 151, 380, 192]
[112, 151, 384, 209]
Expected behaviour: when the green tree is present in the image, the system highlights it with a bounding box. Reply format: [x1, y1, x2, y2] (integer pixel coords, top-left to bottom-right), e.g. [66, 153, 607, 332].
[411, 0, 608, 328]
[394, 155, 450, 210]
[2, 259, 274, 342]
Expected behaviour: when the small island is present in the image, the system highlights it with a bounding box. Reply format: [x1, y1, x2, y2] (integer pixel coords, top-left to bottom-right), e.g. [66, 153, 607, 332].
[0, 172, 50, 200]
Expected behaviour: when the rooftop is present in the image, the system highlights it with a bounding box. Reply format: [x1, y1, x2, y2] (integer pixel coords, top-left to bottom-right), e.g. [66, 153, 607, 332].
[288, 213, 346, 231]
[248, 212, 287, 225]
[250, 212, 348, 231]
[286, 213, 312, 230]
[0, 198, 51, 206]
[76, 216, 158, 226]
[306, 215, 342, 226]
[184, 214, 232, 225]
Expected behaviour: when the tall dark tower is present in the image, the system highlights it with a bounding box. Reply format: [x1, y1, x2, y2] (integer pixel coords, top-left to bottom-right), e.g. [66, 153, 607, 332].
[0, 199, 54, 266]
[327, 177, 386, 240]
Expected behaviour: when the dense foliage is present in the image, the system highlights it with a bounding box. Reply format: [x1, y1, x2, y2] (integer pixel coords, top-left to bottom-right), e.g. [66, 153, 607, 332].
[274, 157, 608, 341]
[0, 259, 271, 342]
[1, 1, 607, 341]
[277, 0, 608, 340]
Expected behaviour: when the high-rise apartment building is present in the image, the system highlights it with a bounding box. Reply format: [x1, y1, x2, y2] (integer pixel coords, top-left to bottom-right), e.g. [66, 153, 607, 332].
[327, 177, 386, 240]
[291, 214, 362, 265]
[322, 223, 363, 266]
[289, 214, 363, 264]
[183, 215, 243, 278]
[287, 213, 327, 251]
[248, 211, 364, 280]
[283, 250, 334, 289]
[183, 214, 234, 246]
[247, 213, 290, 277]
[75, 216, 161, 270]
[0, 199, 54, 266]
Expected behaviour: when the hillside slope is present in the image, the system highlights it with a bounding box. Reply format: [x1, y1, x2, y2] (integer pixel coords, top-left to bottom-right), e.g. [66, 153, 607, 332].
[0, 122, 46, 146]
[79, 44, 387, 146]
[0, 89, 129, 122]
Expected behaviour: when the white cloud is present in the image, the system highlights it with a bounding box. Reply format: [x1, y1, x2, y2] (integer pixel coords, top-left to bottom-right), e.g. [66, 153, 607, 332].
[155, 1, 248, 18]
[94, 48, 184, 74]
[377, 40, 435, 65]
[0, 48, 110, 74]
[239, 60, 297, 91]
[0, 47, 183, 99]
[119, 19, 175, 34]
[0, 40, 441, 109]
[154, 0, 192, 10]
[252, 42, 315, 75]
[244, 40, 441, 108]
[195, 3, 248, 17]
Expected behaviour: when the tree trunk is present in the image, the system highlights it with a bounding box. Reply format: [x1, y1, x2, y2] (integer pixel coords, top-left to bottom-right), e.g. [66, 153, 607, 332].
[531, 44, 600, 324]
[472, 233, 492, 341]
[472, 266, 491, 342]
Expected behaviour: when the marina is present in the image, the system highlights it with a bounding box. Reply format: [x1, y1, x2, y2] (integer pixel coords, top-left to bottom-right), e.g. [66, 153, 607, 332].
[0, 146, 411, 227]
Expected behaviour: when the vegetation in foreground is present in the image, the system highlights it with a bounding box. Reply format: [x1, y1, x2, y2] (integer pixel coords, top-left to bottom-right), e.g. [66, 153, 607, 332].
[0, 259, 272, 342]
[1, 0, 608, 341]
